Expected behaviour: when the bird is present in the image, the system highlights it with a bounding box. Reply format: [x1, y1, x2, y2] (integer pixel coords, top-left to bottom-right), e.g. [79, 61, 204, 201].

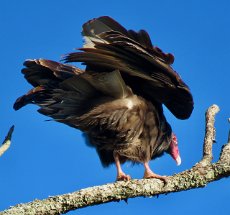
[14, 16, 194, 181]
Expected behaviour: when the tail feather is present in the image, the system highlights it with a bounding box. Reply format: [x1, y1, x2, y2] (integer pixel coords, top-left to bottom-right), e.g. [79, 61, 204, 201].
[83, 16, 129, 37]
[82, 16, 155, 51]
[82, 16, 129, 48]
[65, 16, 193, 120]
[128, 29, 153, 49]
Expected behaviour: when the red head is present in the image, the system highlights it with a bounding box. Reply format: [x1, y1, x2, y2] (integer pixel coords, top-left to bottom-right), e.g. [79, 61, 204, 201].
[169, 133, 181, 166]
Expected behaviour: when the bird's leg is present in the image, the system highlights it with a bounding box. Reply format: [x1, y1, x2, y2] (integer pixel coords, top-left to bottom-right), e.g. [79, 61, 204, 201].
[113, 152, 131, 181]
[143, 162, 167, 182]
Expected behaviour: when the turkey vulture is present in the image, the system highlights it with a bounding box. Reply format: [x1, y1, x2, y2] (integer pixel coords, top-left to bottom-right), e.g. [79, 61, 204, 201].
[14, 16, 193, 181]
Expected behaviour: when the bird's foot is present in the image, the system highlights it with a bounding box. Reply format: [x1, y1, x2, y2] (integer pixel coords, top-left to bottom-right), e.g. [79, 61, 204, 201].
[144, 170, 167, 183]
[116, 172, 131, 181]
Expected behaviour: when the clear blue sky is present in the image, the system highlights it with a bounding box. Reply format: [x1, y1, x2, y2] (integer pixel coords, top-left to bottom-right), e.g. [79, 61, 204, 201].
[1, 0, 230, 214]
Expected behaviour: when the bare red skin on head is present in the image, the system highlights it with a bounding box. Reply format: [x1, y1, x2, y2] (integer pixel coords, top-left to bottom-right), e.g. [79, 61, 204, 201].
[169, 133, 181, 165]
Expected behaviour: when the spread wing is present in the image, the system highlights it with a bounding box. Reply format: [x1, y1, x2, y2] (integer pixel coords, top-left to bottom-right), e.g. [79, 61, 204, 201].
[64, 16, 194, 119]
[13, 59, 132, 126]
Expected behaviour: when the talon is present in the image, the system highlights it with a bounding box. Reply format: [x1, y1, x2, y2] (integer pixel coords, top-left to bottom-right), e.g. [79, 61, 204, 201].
[144, 171, 167, 183]
[117, 173, 131, 181]
[143, 161, 168, 183]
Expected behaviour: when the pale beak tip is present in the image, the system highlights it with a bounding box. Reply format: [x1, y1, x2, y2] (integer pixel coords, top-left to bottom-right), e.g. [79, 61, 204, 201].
[176, 156, 182, 166]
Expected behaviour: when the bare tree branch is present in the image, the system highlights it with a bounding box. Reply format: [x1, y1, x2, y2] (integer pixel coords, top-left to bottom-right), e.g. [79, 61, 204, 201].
[199, 104, 219, 165]
[0, 125, 14, 157]
[1, 105, 230, 215]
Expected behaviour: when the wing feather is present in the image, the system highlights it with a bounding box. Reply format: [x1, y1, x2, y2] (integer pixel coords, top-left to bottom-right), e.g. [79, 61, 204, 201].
[64, 16, 193, 119]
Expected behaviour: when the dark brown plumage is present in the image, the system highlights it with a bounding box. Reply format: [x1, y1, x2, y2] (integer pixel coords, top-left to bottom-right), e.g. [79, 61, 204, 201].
[14, 16, 193, 181]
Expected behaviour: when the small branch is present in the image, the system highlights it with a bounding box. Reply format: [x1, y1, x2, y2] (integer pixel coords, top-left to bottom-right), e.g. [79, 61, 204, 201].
[1, 105, 230, 215]
[0, 125, 14, 157]
[199, 104, 220, 165]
